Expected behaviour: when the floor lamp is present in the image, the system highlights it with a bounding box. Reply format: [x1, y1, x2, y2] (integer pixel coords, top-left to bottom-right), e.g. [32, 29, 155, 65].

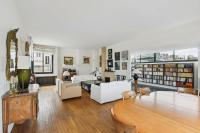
[132, 68, 142, 94]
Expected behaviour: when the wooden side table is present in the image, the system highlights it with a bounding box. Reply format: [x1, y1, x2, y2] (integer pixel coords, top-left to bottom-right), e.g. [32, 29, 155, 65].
[2, 84, 39, 133]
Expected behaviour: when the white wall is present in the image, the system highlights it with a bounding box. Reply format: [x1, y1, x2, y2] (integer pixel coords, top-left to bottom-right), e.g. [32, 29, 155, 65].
[0, 0, 24, 132]
[57, 48, 98, 77]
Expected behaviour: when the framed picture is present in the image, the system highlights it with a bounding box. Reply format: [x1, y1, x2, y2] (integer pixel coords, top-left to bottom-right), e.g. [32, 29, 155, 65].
[108, 54, 112, 60]
[83, 56, 90, 64]
[115, 61, 120, 70]
[108, 49, 112, 54]
[115, 52, 120, 61]
[122, 62, 127, 70]
[107, 60, 113, 67]
[121, 50, 128, 60]
[64, 57, 73, 65]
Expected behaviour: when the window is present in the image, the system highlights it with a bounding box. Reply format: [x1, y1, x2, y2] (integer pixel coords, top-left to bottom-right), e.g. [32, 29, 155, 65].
[33, 51, 53, 73]
[156, 51, 174, 62]
[140, 53, 154, 62]
[174, 48, 198, 61]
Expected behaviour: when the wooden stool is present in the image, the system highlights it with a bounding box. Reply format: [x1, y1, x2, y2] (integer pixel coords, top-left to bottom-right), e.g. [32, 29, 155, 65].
[121, 90, 136, 100]
[139, 87, 151, 98]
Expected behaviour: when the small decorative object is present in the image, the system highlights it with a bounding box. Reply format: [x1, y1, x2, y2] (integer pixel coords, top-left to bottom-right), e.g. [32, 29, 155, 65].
[64, 57, 73, 65]
[29, 73, 36, 84]
[115, 52, 120, 61]
[13, 76, 19, 93]
[25, 41, 30, 56]
[108, 49, 112, 54]
[9, 73, 15, 94]
[121, 50, 128, 60]
[107, 60, 113, 67]
[122, 62, 127, 70]
[115, 61, 120, 70]
[83, 56, 90, 64]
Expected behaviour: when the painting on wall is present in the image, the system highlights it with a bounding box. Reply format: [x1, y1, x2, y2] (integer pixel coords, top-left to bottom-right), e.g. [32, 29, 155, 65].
[121, 50, 128, 60]
[122, 62, 127, 70]
[115, 52, 120, 61]
[115, 61, 120, 70]
[107, 60, 113, 67]
[64, 56, 73, 65]
[108, 49, 112, 54]
[99, 56, 102, 67]
[108, 54, 112, 60]
[83, 56, 90, 64]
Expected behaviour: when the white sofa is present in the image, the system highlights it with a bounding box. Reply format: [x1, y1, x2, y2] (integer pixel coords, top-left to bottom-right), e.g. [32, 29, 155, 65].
[71, 75, 97, 83]
[56, 79, 82, 100]
[90, 80, 131, 104]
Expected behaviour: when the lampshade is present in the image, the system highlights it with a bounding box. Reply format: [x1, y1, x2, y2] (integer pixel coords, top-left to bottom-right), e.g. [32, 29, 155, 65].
[18, 56, 30, 69]
[132, 68, 142, 74]
[63, 71, 70, 76]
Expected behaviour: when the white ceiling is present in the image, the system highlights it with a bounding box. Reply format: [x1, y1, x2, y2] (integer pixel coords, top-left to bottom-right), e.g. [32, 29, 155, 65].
[15, 0, 200, 48]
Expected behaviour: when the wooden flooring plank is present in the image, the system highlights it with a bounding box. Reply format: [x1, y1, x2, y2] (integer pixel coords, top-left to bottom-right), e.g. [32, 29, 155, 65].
[11, 86, 116, 133]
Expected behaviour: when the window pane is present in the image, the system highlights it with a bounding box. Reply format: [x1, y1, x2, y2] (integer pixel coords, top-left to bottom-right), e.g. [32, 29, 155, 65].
[43, 53, 52, 72]
[34, 51, 43, 73]
[175, 48, 198, 61]
[132, 55, 140, 63]
[141, 54, 154, 62]
[156, 51, 174, 62]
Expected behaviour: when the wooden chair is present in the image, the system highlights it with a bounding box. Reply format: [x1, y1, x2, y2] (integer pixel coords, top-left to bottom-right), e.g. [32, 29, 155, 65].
[177, 87, 194, 94]
[121, 90, 136, 100]
[111, 108, 137, 133]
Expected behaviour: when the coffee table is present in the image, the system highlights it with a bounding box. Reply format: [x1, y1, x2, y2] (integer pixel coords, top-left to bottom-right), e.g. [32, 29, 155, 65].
[81, 80, 102, 92]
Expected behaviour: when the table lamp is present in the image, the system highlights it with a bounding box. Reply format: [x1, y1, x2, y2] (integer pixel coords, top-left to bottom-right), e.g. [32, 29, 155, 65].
[63, 71, 70, 80]
[17, 56, 31, 90]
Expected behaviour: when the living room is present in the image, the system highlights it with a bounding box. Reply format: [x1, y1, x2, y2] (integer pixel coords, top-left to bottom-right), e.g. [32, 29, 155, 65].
[1, 0, 200, 133]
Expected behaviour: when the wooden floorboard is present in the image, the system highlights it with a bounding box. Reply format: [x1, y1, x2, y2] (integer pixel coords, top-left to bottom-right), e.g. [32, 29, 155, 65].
[11, 86, 116, 133]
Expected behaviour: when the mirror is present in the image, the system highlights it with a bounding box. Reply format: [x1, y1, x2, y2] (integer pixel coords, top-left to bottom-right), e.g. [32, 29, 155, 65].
[6, 29, 19, 80]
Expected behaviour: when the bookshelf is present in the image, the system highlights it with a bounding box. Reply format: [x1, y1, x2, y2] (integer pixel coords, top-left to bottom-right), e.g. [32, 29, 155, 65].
[131, 63, 194, 88]
[176, 63, 193, 88]
[164, 64, 177, 87]
[153, 64, 163, 85]
[143, 64, 153, 83]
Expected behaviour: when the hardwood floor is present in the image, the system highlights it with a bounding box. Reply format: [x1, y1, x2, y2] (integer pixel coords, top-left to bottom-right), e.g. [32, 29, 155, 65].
[12, 86, 116, 133]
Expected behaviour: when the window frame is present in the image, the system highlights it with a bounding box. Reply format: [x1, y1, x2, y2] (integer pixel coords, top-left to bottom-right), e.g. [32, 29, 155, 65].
[33, 52, 54, 74]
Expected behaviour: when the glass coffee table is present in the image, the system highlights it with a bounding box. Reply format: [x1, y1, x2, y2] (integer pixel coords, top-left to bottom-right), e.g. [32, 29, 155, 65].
[81, 80, 102, 92]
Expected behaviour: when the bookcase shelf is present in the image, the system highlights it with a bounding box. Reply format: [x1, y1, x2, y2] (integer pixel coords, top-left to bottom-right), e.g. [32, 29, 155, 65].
[132, 63, 194, 88]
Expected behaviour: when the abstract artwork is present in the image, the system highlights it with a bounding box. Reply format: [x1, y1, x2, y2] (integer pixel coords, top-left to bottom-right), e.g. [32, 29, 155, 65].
[115, 61, 120, 70]
[115, 52, 120, 61]
[122, 62, 127, 70]
[121, 50, 128, 60]
[107, 60, 113, 67]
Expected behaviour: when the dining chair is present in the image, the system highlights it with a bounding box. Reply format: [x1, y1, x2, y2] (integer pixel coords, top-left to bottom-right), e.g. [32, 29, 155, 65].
[111, 108, 137, 133]
[177, 87, 194, 94]
[121, 90, 136, 100]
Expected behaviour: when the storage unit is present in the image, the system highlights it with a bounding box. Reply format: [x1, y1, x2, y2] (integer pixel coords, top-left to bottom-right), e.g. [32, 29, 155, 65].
[132, 63, 194, 88]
